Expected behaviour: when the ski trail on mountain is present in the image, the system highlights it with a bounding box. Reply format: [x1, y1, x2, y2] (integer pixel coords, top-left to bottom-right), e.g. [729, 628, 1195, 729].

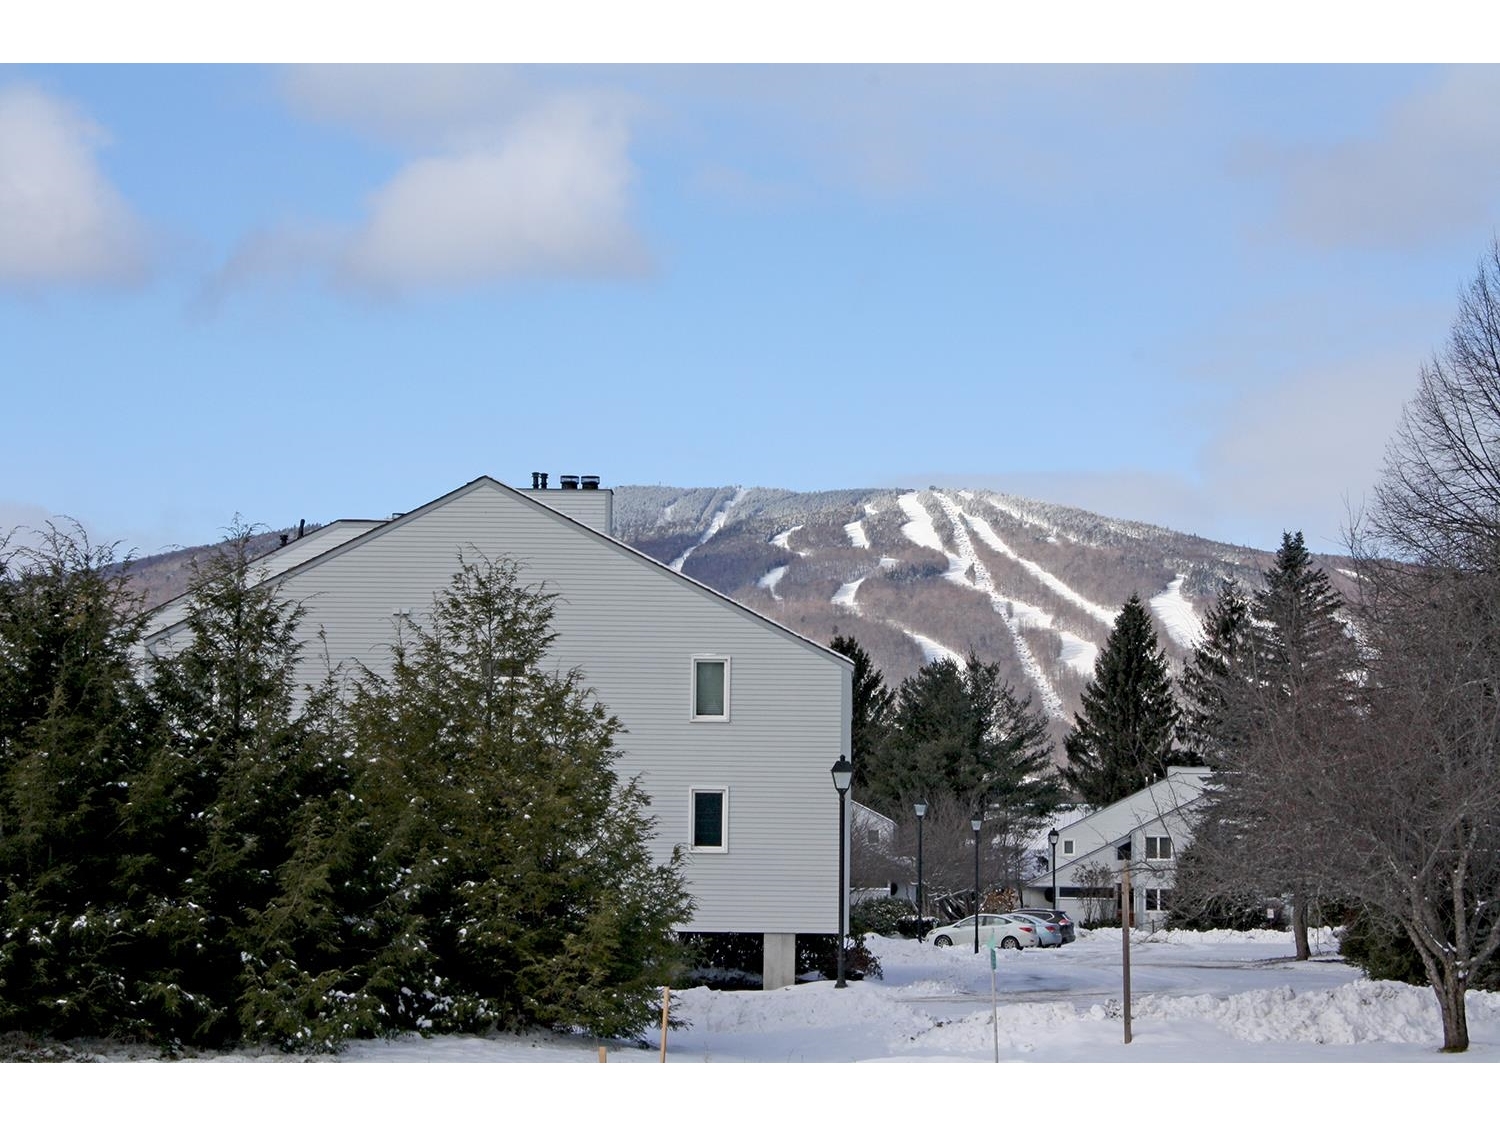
[897, 492, 968, 582]
[960, 511, 1118, 627]
[770, 525, 805, 554]
[927, 491, 1065, 718]
[827, 552, 957, 668]
[903, 629, 964, 666]
[832, 577, 865, 608]
[670, 487, 748, 573]
[845, 520, 870, 549]
[758, 565, 788, 599]
[1149, 575, 1205, 649]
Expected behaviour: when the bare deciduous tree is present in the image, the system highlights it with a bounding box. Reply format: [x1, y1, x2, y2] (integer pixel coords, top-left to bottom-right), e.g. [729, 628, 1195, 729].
[1372, 238, 1500, 571]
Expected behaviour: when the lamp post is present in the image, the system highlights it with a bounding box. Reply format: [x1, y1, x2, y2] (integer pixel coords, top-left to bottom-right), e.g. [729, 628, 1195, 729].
[971, 813, 983, 954]
[914, 801, 927, 942]
[831, 755, 853, 988]
[1048, 827, 1060, 911]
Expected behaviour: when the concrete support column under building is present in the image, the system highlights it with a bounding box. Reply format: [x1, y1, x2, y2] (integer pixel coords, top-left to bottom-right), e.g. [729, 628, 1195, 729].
[762, 933, 796, 990]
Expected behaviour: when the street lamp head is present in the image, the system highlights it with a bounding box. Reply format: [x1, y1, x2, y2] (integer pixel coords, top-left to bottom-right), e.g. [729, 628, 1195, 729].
[971, 816, 983, 833]
[830, 755, 853, 794]
[913, 801, 927, 819]
[1048, 827, 1060, 847]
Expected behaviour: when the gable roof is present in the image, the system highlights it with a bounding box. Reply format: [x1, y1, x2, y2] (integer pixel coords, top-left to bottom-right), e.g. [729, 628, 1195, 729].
[142, 476, 853, 672]
[1025, 767, 1214, 883]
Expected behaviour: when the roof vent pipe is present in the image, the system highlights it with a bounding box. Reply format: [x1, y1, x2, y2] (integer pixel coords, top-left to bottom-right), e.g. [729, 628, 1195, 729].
[298, 519, 305, 540]
[581, 475, 600, 490]
[530, 471, 541, 489]
[539, 472, 548, 489]
[560, 475, 580, 490]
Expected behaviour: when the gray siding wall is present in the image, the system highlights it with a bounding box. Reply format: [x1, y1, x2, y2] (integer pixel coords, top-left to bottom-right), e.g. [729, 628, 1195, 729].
[524, 487, 612, 535]
[269, 481, 849, 935]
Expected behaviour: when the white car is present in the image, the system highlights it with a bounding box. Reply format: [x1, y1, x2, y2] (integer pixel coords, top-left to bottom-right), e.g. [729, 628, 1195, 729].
[927, 913, 1040, 950]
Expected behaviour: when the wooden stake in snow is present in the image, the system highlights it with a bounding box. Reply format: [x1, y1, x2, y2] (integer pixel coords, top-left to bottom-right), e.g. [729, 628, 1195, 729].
[598, 1046, 607, 1063]
[659, 986, 671, 1063]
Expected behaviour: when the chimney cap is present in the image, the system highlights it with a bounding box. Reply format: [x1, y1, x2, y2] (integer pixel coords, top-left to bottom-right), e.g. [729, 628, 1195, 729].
[581, 475, 601, 490]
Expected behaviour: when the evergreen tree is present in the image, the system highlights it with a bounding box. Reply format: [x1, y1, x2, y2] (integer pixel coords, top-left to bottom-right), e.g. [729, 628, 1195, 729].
[829, 633, 893, 793]
[868, 653, 1059, 817]
[1178, 580, 1252, 766]
[1062, 594, 1183, 806]
[1233, 531, 1359, 961]
[126, 522, 330, 1046]
[248, 552, 692, 1047]
[1181, 533, 1359, 963]
[0, 523, 150, 1039]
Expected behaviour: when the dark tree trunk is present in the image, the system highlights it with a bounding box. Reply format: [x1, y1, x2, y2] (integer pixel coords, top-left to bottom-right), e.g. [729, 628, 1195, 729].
[1435, 975, 1470, 1052]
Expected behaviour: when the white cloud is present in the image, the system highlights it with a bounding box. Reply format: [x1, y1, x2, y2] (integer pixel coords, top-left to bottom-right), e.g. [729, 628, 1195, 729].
[1255, 66, 1500, 248]
[338, 96, 648, 291]
[209, 69, 648, 298]
[0, 84, 149, 288]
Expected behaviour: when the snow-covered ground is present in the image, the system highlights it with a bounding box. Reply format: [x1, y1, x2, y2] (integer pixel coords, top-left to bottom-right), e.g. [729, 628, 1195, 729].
[25, 928, 1491, 1120]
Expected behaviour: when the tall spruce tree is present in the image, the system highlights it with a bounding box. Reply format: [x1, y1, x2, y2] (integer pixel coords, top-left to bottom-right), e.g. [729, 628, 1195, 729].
[1233, 531, 1359, 960]
[246, 552, 692, 1048]
[1062, 594, 1184, 806]
[1178, 580, 1252, 766]
[0, 523, 150, 1039]
[127, 522, 330, 1046]
[829, 633, 893, 794]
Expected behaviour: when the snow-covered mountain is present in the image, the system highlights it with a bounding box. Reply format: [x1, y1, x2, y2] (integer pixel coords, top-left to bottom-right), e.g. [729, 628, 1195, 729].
[124, 483, 1357, 741]
[611, 485, 1356, 739]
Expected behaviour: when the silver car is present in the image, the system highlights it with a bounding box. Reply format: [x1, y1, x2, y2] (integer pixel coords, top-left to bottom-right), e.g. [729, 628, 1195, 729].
[1009, 912, 1064, 946]
[927, 913, 1040, 950]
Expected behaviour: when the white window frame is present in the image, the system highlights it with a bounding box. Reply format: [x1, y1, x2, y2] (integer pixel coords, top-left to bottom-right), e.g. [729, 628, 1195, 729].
[1145, 835, 1174, 861]
[1144, 887, 1173, 912]
[689, 787, 729, 852]
[690, 655, 731, 722]
[1062, 839, 1075, 856]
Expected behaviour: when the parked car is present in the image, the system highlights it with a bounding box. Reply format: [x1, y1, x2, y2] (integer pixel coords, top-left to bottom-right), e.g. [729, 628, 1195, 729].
[1012, 908, 1076, 944]
[1011, 913, 1063, 946]
[928, 913, 1039, 950]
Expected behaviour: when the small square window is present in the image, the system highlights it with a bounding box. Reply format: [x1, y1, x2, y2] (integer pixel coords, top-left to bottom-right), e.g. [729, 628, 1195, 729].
[1145, 888, 1174, 912]
[692, 657, 729, 720]
[1146, 836, 1174, 861]
[691, 789, 727, 851]
[1062, 839, 1075, 856]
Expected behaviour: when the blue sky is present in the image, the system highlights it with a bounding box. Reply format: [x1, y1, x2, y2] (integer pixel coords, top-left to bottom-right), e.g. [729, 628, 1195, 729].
[4, 42, 1499, 556]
